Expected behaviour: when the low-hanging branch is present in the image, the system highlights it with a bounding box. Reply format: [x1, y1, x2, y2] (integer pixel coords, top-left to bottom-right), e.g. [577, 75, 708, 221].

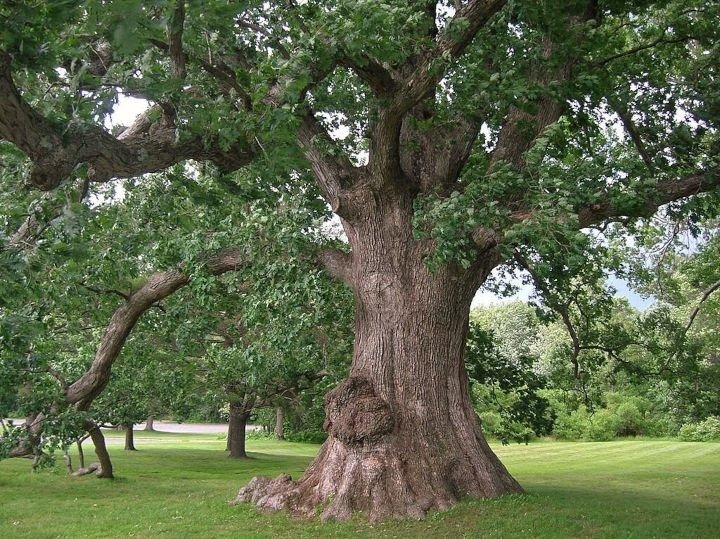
[66, 248, 247, 410]
[6, 247, 249, 473]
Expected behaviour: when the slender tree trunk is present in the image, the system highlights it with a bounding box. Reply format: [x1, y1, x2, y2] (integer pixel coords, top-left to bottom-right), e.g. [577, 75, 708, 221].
[124, 423, 136, 451]
[83, 420, 114, 478]
[274, 407, 285, 440]
[144, 416, 155, 431]
[63, 449, 74, 474]
[77, 439, 85, 469]
[227, 402, 250, 459]
[234, 194, 522, 520]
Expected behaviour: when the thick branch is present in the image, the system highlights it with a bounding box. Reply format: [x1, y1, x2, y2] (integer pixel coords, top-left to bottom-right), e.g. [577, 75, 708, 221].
[400, 112, 482, 193]
[338, 55, 397, 97]
[0, 52, 71, 188]
[489, 39, 572, 172]
[7, 413, 44, 458]
[65, 248, 247, 409]
[488, 3, 601, 177]
[167, 1, 186, 80]
[576, 169, 720, 228]
[368, 0, 506, 185]
[0, 52, 255, 190]
[297, 112, 363, 214]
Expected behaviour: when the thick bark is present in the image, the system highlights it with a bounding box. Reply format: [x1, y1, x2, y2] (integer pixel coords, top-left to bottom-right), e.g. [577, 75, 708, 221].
[144, 416, 155, 431]
[234, 194, 521, 520]
[227, 402, 250, 459]
[65, 270, 191, 409]
[124, 423, 136, 451]
[274, 407, 285, 440]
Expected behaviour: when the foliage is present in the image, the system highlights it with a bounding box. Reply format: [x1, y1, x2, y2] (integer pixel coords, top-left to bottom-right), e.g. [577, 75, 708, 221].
[470, 297, 719, 443]
[466, 309, 554, 444]
[549, 392, 662, 442]
[1, 0, 720, 519]
[678, 416, 720, 442]
[0, 158, 352, 463]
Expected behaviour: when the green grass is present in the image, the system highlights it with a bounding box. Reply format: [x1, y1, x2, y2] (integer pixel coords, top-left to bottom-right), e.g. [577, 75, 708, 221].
[1, 434, 718, 538]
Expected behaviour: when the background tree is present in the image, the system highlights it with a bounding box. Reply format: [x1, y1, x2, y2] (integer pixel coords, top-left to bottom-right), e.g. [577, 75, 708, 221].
[465, 312, 554, 445]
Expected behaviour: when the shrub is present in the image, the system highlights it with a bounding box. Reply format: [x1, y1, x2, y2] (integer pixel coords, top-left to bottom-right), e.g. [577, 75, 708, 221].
[614, 401, 647, 437]
[479, 411, 535, 445]
[584, 409, 621, 441]
[284, 428, 327, 444]
[553, 406, 590, 440]
[679, 416, 720, 441]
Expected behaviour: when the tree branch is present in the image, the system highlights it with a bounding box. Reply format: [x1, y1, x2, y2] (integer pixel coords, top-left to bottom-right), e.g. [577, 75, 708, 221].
[337, 54, 397, 97]
[0, 51, 255, 191]
[513, 252, 582, 379]
[576, 168, 720, 228]
[685, 278, 720, 335]
[167, 0, 186, 80]
[0, 51, 71, 189]
[147, 37, 253, 111]
[65, 248, 248, 409]
[593, 35, 691, 68]
[79, 282, 130, 301]
[367, 0, 506, 186]
[297, 111, 363, 215]
[607, 97, 655, 172]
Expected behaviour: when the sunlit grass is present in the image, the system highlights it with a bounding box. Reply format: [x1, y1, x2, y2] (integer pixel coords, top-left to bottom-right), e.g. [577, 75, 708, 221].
[1, 436, 718, 538]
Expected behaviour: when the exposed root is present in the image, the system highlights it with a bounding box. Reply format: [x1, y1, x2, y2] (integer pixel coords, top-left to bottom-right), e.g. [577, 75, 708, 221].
[231, 432, 522, 522]
[230, 473, 299, 511]
[71, 462, 102, 476]
[232, 374, 523, 521]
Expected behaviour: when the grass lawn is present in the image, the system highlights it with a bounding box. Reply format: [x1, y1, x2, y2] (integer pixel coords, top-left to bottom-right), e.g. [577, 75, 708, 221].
[0, 433, 718, 538]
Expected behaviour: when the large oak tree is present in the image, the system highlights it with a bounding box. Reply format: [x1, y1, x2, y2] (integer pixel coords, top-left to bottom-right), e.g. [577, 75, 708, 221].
[2, 0, 720, 521]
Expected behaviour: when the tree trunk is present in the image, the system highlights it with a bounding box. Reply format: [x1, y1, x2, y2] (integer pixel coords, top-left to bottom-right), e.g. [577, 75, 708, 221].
[83, 420, 114, 479]
[144, 416, 155, 431]
[233, 194, 522, 520]
[227, 402, 250, 459]
[274, 407, 285, 440]
[124, 423, 136, 451]
[77, 438, 85, 468]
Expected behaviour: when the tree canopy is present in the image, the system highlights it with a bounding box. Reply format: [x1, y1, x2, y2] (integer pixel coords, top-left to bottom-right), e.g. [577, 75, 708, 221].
[2, 0, 720, 522]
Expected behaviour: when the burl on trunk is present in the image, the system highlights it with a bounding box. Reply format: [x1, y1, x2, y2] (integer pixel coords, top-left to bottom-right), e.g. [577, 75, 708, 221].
[232, 195, 522, 520]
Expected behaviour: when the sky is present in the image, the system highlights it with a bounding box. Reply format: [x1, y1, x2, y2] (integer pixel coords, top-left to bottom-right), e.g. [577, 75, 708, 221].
[470, 270, 655, 311]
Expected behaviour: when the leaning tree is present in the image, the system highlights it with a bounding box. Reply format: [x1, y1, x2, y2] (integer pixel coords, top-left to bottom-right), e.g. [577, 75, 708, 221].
[2, 0, 720, 521]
